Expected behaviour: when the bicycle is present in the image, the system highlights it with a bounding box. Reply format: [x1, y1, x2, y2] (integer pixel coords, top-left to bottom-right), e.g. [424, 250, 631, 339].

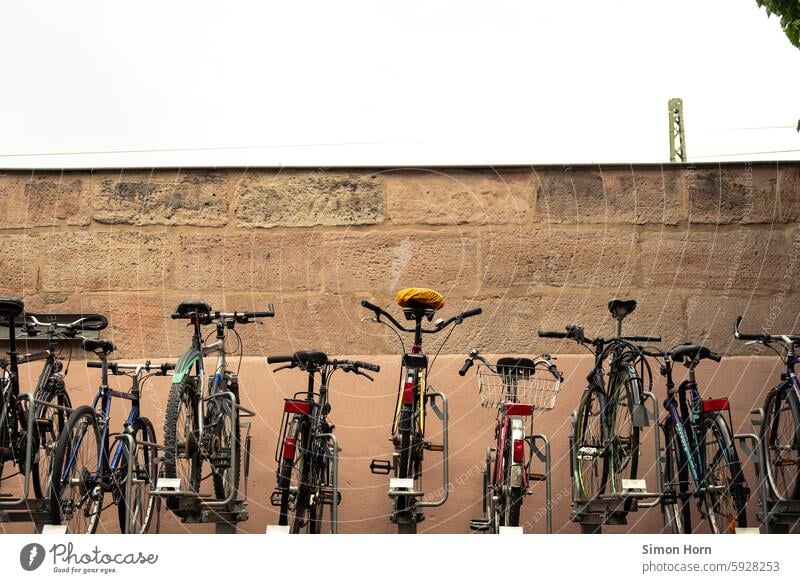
[643, 343, 749, 533]
[162, 300, 274, 510]
[0, 299, 107, 501]
[734, 316, 800, 507]
[458, 348, 562, 532]
[538, 299, 660, 503]
[362, 288, 481, 533]
[268, 351, 380, 533]
[49, 338, 173, 533]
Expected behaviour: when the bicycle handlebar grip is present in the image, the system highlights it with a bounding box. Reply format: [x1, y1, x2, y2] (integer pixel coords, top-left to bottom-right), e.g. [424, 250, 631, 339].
[458, 358, 474, 376]
[86, 361, 102, 368]
[361, 300, 381, 312]
[538, 330, 567, 338]
[708, 351, 722, 363]
[75, 314, 109, 331]
[353, 360, 380, 372]
[623, 335, 662, 342]
[461, 307, 482, 319]
[250, 307, 275, 318]
[170, 312, 184, 320]
[160, 362, 177, 372]
[267, 355, 295, 364]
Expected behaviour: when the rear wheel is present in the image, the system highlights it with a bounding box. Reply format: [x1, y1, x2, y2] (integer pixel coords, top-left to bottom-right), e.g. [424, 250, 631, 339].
[701, 414, 748, 533]
[49, 405, 103, 533]
[163, 378, 201, 510]
[608, 365, 640, 493]
[117, 417, 159, 533]
[574, 387, 608, 501]
[395, 405, 418, 534]
[761, 388, 800, 501]
[277, 416, 307, 530]
[32, 390, 71, 499]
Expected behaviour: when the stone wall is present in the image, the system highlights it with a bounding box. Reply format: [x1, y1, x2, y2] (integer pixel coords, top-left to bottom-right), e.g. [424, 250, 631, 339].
[1, 163, 799, 358]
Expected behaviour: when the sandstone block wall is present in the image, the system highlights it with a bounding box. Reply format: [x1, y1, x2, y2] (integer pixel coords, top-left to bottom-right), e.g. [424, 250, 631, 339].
[0, 163, 798, 358]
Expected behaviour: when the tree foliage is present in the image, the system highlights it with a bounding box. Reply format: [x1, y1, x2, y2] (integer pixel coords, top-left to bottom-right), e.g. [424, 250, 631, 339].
[756, 0, 800, 48]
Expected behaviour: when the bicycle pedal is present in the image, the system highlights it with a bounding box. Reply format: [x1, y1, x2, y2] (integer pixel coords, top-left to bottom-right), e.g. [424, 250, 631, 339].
[424, 443, 444, 452]
[370, 459, 392, 475]
[469, 518, 491, 531]
[269, 490, 283, 507]
[320, 488, 341, 506]
[527, 472, 547, 481]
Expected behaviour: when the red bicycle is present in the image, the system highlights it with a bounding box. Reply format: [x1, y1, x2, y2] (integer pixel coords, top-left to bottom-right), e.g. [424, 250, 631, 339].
[459, 349, 562, 532]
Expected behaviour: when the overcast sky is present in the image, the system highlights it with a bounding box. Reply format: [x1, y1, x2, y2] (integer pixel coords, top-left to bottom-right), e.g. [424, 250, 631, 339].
[0, 0, 798, 168]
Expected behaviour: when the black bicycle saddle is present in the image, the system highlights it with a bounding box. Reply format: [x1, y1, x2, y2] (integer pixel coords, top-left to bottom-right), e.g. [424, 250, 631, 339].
[608, 298, 637, 319]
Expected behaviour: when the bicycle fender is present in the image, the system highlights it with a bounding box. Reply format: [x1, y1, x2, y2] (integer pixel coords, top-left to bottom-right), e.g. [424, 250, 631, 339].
[625, 365, 650, 428]
[172, 348, 201, 384]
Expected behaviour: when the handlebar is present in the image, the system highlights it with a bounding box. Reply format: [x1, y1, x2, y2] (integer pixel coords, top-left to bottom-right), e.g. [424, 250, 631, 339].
[86, 360, 175, 375]
[21, 313, 108, 334]
[361, 300, 481, 334]
[171, 306, 275, 323]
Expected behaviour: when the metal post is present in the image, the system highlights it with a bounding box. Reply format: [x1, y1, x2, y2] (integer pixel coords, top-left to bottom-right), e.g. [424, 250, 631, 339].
[668, 97, 687, 162]
[530, 434, 552, 534]
[318, 432, 339, 534]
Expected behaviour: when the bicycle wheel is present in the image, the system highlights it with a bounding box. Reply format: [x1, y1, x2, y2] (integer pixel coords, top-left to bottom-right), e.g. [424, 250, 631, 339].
[117, 417, 159, 533]
[574, 386, 608, 501]
[395, 403, 417, 534]
[701, 413, 748, 533]
[211, 396, 240, 501]
[309, 441, 333, 534]
[608, 364, 641, 491]
[761, 388, 800, 501]
[277, 416, 306, 529]
[32, 389, 71, 499]
[163, 378, 201, 510]
[49, 405, 103, 533]
[662, 421, 690, 533]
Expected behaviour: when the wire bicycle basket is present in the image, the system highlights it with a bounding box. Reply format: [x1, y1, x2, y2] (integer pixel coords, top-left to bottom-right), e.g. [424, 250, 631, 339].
[477, 365, 561, 410]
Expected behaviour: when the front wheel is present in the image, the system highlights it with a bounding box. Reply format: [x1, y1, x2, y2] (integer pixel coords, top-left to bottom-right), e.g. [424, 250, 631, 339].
[701, 414, 748, 534]
[761, 388, 800, 501]
[32, 389, 71, 499]
[662, 421, 691, 533]
[49, 405, 103, 534]
[211, 396, 240, 502]
[117, 417, 159, 533]
[608, 365, 641, 493]
[574, 387, 608, 501]
[163, 378, 201, 510]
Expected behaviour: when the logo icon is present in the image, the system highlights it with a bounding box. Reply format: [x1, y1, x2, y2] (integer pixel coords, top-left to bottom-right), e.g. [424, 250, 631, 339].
[19, 543, 45, 571]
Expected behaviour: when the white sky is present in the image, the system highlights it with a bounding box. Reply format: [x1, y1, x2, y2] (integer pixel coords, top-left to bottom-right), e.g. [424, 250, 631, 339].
[0, 0, 798, 168]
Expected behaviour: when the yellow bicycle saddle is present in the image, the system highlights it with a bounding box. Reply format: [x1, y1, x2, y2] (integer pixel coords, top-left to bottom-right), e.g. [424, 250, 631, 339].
[395, 288, 445, 310]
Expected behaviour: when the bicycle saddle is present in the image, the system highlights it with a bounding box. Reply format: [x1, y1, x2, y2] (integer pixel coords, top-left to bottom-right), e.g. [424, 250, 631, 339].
[83, 338, 116, 354]
[671, 344, 720, 365]
[608, 298, 637, 319]
[395, 288, 445, 311]
[496, 357, 535, 379]
[0, 297, 24, 318]
[292, 350, 329, 368]
[175, 299, 212, 318]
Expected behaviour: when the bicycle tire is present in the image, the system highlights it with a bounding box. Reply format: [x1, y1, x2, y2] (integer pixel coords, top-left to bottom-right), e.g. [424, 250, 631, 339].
[162, 378, 201, 510]
[49, 405, 103, 533]
[395, 405, 416, 534]
[761, 387, 800, 501]
[32, 389, 71, 499]
[211, 396, 240, 501]
[662, 421, 691, 533]
[574, 386, 608, 501]
[117, 417, 159, 533]
[277, 416, 306, 529]
[701, 413, 748, 533]
[608, 364, 641, 494]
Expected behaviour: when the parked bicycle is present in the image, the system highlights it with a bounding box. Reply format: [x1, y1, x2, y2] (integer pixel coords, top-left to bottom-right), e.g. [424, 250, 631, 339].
[643, 343, 748, 533]
[734, 316, 800, 505]
[538, 299, 659, 503]
[459, 348, 562, 532]
[49, 338, 173, 533]
[1, 298, 107, 501]
[162, 300, 274, 510]
[362, 288, 481, 533]
[269, 351, 380, 533]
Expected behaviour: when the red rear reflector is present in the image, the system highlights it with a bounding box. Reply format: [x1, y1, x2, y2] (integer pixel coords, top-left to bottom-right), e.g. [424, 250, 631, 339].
[403, 382, 414, 405]
[505, 403, 534, 417]
[702, 398, 730, 413]
[284, 399, 312, 415]
[513, 439, 525, 463]
[282, 437, 296, 459]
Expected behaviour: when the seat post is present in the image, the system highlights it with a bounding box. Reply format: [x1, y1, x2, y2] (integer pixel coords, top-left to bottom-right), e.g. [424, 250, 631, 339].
[615, 316, 623, 339]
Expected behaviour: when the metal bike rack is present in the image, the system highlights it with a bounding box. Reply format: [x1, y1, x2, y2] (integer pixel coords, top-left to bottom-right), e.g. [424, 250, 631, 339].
[744, 408, 800, 533]
[110, 432, 135, 534]
[528, 433, 553, 534]
[415, 391, 449, 509]
[151, 391, 253, 534]
[570, 391, 664, 533]
[317, 432, 340, 534]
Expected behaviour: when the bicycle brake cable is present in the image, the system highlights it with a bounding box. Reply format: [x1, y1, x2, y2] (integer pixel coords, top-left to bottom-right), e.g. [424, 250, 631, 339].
[427, 320, 456, 377]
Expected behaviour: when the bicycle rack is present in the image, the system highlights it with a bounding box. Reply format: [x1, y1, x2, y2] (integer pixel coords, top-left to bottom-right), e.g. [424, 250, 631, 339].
[316, 432, 340, 534]
[528, 433, 553, 534]
[151, 391, 253, 534]
[745, 408, 800, 533]
[0, 393, 72, 531]
[386, 391, 449, 525]
[110, 432, 135, 534]
[570, 391, 664, 534]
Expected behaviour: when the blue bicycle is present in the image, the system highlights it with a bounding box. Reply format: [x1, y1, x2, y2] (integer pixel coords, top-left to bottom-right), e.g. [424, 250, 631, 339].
[49, 338, 174, 533]
[735, 316, 800, 503]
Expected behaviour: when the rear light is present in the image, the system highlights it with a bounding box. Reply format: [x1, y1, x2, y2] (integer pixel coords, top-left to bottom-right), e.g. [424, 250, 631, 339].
[282, 436, 296, 459]
[403, 381, 414, 405]
[702, 398, 730, 413]
[513, 439, 525, 463]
